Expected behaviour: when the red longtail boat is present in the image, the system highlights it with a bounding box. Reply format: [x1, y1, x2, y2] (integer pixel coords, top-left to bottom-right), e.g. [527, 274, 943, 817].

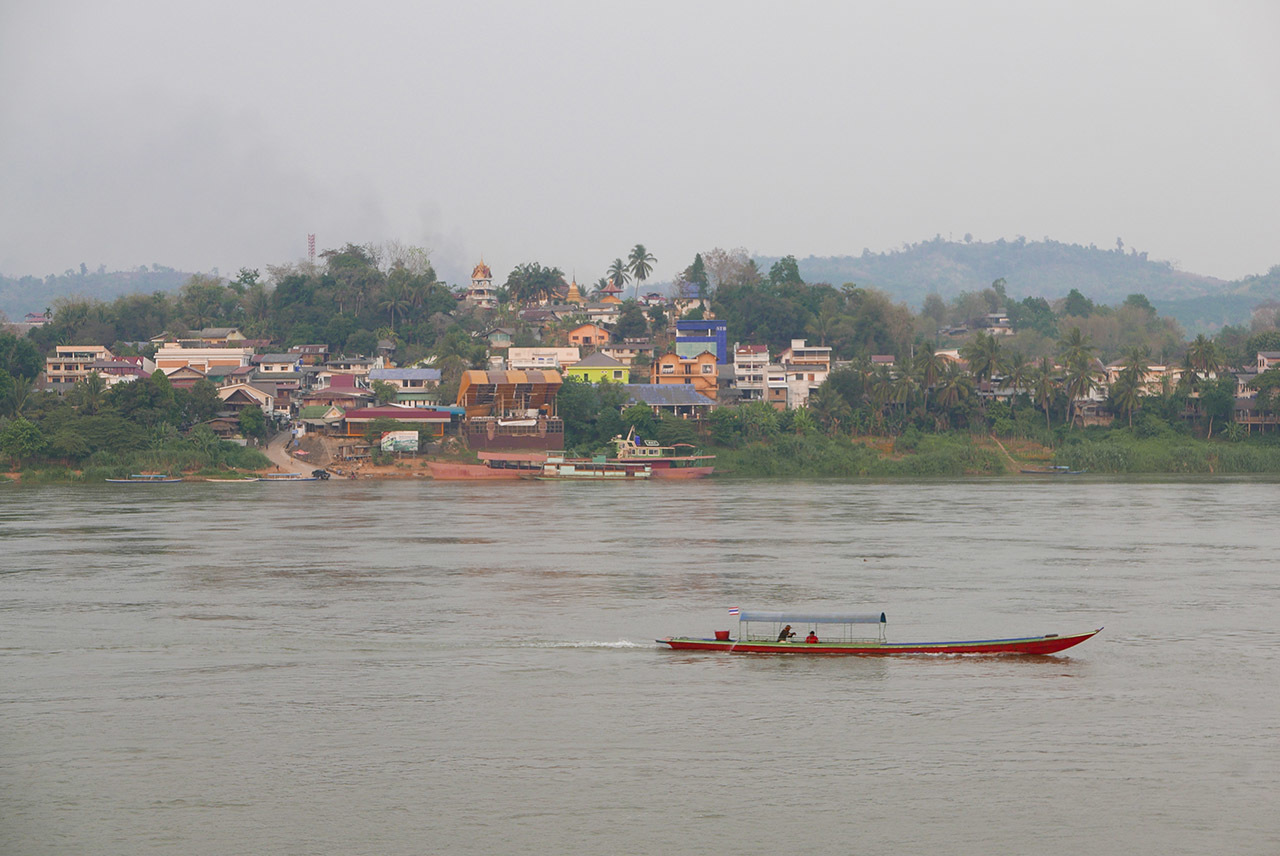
[659, 610, 1101, 656]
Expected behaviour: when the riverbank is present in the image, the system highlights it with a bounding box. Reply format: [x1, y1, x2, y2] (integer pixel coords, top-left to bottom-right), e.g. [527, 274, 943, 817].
[10, 430, 1280, 482]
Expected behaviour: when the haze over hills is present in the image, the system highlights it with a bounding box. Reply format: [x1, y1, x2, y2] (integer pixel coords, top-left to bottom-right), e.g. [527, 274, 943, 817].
[4, 238, 1278, 336]
[755, 237, 1280, 334]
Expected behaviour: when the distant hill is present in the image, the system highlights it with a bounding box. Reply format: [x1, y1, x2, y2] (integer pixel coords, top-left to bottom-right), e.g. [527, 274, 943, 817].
[0, 266, 195, 320]
[756, 237, 1279, 334]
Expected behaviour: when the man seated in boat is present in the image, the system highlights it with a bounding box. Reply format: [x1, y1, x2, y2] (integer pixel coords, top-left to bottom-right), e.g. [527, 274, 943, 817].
[805, 630, 819, 644]
[777, 624, 796, 642]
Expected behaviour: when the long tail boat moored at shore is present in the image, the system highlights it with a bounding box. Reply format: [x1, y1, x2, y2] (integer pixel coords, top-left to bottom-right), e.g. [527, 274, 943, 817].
[659, 610, 1102, 656]
[105, 473, 183, 483]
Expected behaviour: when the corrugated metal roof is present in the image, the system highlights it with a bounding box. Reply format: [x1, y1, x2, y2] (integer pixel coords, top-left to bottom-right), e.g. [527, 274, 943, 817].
[623, 384, 716, 406]
[572, 351, 626, 368]
[369, 368, 442, 381]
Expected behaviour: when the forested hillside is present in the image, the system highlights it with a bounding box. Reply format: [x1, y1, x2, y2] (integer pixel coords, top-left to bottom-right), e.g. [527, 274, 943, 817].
[0, 266, 194, 319]
[755, 238, 1280, 333]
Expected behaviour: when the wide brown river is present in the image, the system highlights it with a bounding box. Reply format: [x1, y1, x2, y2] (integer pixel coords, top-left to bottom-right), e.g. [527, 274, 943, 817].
[3, 478, 1278, 855]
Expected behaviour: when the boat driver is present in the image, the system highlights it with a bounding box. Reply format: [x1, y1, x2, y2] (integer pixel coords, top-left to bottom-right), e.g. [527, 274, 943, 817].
[777, 624, 796, 642]
[805, 630, 819, 643]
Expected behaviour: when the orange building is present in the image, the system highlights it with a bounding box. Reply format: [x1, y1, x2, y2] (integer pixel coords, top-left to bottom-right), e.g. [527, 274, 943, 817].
[650, 351, 718, 400]
[568, 323, 612, 348]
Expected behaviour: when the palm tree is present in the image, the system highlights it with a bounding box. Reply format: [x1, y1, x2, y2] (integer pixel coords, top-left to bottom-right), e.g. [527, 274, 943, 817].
[870, 368, 895, 431]
[1111, 367, 1141, 428]
[607, 258, 630, 293]
[7, 376, 33, 417]
[1030, 357, 1059, 432]
[913, 343, 946, 410]
[934, 362, 974, 428]
[379, 282, 411, 331]
[1064, 358, 1102, 429]
[1058, 327, 1095, 371]
[891, 372, 919, 416]
[1003, 351, 1032, 401]
[961, 330, 1003, 385]
[75, 372, 106, 416]
[627, 244, 656, 300]
[591, 278, 608, 300]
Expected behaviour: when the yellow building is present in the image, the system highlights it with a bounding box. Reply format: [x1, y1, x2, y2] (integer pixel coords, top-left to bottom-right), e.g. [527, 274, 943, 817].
[565, 352, 629, 384]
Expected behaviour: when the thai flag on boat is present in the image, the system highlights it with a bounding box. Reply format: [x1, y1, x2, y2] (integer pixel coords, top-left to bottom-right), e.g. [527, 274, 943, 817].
[728, 607, 740, 615]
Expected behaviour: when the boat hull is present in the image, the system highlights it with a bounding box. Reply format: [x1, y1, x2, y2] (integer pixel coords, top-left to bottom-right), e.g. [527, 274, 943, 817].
[648, 465, 715, 479]
[425, 461, 530, 480]
[658, 628, 1101, 656]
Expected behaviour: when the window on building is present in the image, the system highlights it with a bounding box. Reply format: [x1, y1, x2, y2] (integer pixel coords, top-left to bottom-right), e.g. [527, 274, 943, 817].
[702, 364, 714, 373]
[661, 364, 675, 375]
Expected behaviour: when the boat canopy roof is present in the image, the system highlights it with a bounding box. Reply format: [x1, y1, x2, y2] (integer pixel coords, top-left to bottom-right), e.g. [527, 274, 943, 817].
[738, 611, 886, 625]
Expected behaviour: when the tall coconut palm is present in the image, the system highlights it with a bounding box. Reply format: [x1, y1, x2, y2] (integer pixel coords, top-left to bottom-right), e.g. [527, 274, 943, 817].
[870, 368, 895, 431]
[627, 244, 656, 300]
[1185, 334, 1224, 379]
[1064, 358, 1103, 429]
[1030, 357, 1059, 432]
[913, 342, 946, 411]
[961, 330, 1004, 385]
[1003, 351, 1032, 401]
[607, 258, 630, 293]
[934, 362, 975, 428]
[1058, 327, 1095, 371]
[75, 372, 106, 416]
[379, 282, 411, 331]
[1111, 367, 1141, 428]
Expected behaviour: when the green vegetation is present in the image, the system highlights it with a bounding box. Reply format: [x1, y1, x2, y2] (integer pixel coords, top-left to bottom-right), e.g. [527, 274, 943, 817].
[0, 368, 269, 480]
[9, 235, 1280, 481]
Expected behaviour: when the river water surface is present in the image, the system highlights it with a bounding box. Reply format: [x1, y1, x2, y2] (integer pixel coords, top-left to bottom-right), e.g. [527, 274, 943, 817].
[3, 478, 1279, 855]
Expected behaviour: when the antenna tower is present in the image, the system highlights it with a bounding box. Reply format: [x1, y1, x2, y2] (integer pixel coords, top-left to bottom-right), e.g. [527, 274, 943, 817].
[307, 233, 316, 264]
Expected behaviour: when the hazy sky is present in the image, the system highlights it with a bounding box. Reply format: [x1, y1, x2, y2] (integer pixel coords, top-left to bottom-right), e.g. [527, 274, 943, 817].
[2, 1, 1278, 287]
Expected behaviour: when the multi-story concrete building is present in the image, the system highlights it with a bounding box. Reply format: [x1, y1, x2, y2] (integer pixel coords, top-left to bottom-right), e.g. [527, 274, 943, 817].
[676, 319, 729, 363]
[44, 345, 115, 384]
[733, 344, 769, 401]
[777, 339, 832, 408]
[650, 350, 719, 400]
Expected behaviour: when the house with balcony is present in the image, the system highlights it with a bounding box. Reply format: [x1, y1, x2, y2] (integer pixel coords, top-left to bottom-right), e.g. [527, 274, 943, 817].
[44, 345, 115, 385]
[676, 319, 729, 364]
[733, 344, 769, 401]
[650, 350, 719, 400]
[599, 338, 654, 367]
[368, 368, 442, 404]
[777, 339, 832, 408]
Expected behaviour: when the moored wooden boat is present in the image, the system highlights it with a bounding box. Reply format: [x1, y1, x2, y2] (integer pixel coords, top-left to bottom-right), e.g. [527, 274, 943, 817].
[254, 472, 320, 482]
[1021, 465, 1087, 475]
[659, 610, 1101, 656]
[537, 456, 651, 480]
[610, 427, 715, 479]
[105, 473, 183, 483]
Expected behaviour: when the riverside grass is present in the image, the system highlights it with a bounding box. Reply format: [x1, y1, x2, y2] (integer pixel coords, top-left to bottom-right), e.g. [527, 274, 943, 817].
[714, 431, 1280, 478]
[716, 432, 1007, 478]
[1054, 436, 1280, 474]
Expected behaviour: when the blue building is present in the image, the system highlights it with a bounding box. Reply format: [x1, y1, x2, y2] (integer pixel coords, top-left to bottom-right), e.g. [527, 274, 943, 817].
[675, 319, 729, 364]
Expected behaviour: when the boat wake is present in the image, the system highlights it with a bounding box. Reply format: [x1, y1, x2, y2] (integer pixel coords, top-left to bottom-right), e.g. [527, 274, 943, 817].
[509, 639, 645, 649]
